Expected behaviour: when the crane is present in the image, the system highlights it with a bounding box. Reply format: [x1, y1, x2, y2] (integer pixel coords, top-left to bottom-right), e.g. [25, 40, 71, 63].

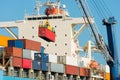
[76, 0, 118, 80]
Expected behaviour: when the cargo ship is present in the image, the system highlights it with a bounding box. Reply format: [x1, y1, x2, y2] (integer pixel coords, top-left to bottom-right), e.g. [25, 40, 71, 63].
[0, 0, 110, 80]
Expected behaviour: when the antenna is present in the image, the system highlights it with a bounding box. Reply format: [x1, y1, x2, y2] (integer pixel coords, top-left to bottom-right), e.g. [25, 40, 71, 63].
[35, 0, 42, 15]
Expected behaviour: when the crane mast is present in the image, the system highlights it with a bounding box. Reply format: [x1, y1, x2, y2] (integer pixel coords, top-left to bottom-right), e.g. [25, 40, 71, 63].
[76, 0, 113, 63]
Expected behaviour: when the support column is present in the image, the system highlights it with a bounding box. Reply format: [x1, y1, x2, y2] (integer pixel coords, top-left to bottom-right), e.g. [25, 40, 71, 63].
[8, 67, 14, 76]
[46, 72, 51, 80]
[28, 69, 34, 79]
[70, 75, 73, 80]
[62, 74, 66, 80]
[19, 68, 23, 78]
[55, 73, 58, 80]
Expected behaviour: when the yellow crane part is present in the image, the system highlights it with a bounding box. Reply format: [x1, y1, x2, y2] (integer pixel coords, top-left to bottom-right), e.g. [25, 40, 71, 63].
[0, 35, 15, 47]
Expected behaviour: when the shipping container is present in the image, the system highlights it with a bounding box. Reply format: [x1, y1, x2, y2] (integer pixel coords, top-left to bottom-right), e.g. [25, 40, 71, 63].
[65, 56, 78, 66]
[49, 54, 57, 63]
[41, 54, 49, 62]
[50, 63, 64, 73]
[32, 60, 41, 70]
[79, 68, 90, 77]
[0, 35, 14, 47]
[5, 47, 22, 57]
[0, 70, 3, 80]
[22, 58, 32, 69]
[21, 39, 41, 51]
[12, 57, 22, 67]
[65, 65, 79, 75]
[41, 62, 49, 71]
[38, 27, 55, 42]
[57, 56, 65, 64]
[34, 53, 41, 61]
[57, 56, 78, 66]
[23, 49, 39, 60]
[8, 40, 24, 48]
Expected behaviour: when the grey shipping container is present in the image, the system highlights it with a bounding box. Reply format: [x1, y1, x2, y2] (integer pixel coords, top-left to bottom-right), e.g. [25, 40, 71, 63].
[50, 63, 65, 73]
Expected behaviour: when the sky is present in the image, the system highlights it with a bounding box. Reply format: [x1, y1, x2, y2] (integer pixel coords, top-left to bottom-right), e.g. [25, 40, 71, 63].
[0, 0, 119, 65]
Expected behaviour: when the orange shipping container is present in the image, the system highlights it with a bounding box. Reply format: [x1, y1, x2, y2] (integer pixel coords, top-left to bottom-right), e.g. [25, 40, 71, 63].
[66, 65, 79, 75]
[106, 73, 110, 80]
[12, 57, 22, 67]
[21, 39, 41, 51]
[80, 68, 90, 77]
[5, 47, 22, 57]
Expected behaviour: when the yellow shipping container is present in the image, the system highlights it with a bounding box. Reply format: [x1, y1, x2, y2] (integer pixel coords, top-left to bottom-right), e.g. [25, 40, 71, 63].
[106, 73, 110, 80]
[0, 35, 15, 47]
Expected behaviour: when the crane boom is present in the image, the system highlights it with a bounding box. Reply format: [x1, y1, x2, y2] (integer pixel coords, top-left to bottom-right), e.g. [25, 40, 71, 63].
[76, 0, 113, 63]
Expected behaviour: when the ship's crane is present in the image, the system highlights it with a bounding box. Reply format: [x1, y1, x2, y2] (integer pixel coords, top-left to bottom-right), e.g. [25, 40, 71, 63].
[76, 0, 113, 63]
[76, 0, 119, 80]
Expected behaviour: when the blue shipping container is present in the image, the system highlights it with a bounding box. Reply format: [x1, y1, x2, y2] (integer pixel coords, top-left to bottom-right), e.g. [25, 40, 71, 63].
[0, 70, 3, 80]
[32, 60, 41, 70]
[41, 54, 48, 62]
[42, 62, 49, 71]
[34, 53, 41, 61]
[8, 40, 24, 48]
[41, 46, 45, 53]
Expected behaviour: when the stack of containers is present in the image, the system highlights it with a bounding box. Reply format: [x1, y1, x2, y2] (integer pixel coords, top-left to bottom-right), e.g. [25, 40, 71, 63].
[65, 56, 79, 76]
[7, 39, 41, 69]
[49, 54, 64, 73]
[105, 65, 110, 80]
[41, 47, 49, 71]
[6, 40, 23, 68]
[0, 46, 5, 58]
[57, 56, 79, 75]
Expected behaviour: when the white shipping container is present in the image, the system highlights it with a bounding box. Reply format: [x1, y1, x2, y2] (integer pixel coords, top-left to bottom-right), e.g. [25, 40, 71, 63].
[0, 46, 4, 58]
[65, 56, 78, 66]
[49, 54, 57, 63]
[105, 65, 110, 73]
[23, 49, 39, 60]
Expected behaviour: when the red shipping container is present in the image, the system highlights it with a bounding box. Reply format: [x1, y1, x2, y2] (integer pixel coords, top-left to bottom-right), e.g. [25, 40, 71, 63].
[65, 65, 79, 75]
[21, 39, 41, 51]
[38, 27, 55, 42]
[5, 47, 22, 57]
[79, 68, 90, 77]
[22, 58, 32, 69]
[12, 57, 22, 67]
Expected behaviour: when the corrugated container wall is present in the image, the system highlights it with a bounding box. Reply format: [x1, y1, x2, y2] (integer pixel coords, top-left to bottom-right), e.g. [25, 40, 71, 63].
[8, 40, 24, 48]
[41, 62, 49, 71]
[65, 56, 78, 66]
[38, 27, 55, 42]
[22, 58, 32, 69]
[5, 47, 22, 57]
[32, 60, 41, 70]
[12, 57, 22, 67]
[65, 65, 79, 75]
[41, 54, 48, 62]
[21, 39, 41, 51]
[79, 68, 90, 77]
[0, 70, 3, 80]
[23, 49, 39, 60]
[34, 53, 41, 61]
[49, 54, 57, 63]
[50, 63, 64, 73]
